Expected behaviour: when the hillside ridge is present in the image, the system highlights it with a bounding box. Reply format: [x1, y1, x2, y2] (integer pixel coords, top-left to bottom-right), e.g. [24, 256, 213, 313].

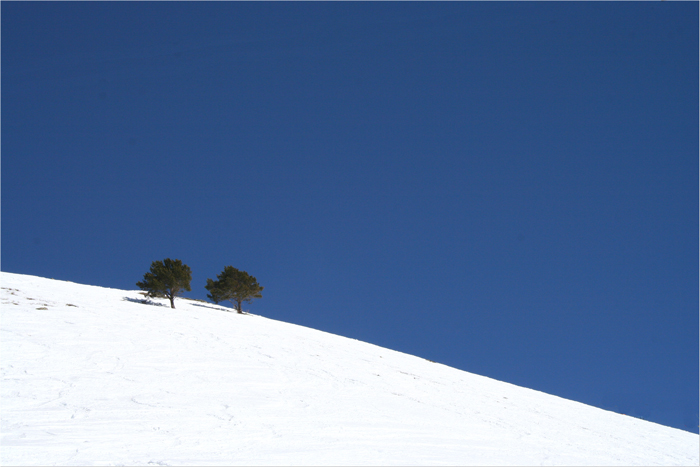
[1, 272, 698, 466]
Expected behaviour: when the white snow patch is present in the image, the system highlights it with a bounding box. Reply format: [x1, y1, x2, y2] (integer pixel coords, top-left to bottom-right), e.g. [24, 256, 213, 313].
[1, 272, 698, 465]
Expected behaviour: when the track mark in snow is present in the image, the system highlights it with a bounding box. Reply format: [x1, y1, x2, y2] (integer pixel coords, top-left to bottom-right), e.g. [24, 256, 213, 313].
[399, 370, 420, 379]
[131, 396, 161, 408]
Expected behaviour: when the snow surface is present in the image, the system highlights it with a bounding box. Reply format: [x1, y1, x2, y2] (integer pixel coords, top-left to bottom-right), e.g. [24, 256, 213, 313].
[1, 272, 697, 466]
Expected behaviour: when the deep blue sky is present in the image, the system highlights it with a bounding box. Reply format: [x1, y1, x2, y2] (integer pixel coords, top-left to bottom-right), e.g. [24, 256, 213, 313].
[2, 2, 698, 433]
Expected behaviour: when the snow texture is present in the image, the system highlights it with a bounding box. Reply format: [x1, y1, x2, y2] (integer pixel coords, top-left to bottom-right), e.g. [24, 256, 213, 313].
[1, 272, 697, 466]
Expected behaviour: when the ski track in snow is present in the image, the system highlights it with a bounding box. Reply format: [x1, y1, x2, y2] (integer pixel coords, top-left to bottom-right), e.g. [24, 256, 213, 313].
[1, 272, 698, 466]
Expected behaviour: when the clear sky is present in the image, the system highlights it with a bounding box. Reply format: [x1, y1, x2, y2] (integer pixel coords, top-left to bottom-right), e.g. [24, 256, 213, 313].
[2, 2, 697, 433]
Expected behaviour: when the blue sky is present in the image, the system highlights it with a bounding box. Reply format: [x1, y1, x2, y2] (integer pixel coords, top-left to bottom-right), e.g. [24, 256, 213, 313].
[2, 2, 697, 433]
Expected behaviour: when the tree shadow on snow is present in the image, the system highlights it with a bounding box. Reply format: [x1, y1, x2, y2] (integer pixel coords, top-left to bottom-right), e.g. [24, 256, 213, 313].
[187, 301, 238, 313]
[122, 296, 169, 307]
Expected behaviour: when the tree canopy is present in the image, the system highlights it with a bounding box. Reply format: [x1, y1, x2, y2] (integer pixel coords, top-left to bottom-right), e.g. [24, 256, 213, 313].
[205, 266, 263, 313]
[136, 258, 192, 309]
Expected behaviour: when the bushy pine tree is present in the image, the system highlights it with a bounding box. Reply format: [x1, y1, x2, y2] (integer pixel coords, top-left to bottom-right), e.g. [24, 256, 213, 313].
[136, 258, 192, 309]
[205, 266, 263, 313]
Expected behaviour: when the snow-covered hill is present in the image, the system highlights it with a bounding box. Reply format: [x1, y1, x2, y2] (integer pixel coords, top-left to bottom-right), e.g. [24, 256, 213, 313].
[1, 272, 697, 466]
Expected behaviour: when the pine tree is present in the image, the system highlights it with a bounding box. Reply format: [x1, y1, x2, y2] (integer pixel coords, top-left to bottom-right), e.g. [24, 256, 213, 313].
[205, 266, 263, 313]
[136, 258, 192, 309]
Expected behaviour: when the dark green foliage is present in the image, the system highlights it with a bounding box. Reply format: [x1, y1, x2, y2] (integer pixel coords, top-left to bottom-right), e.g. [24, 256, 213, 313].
[205, 266, 263, 313]
[136, 258, 192, 309]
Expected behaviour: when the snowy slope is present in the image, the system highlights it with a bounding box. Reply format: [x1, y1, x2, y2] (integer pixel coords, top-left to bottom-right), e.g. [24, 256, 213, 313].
[1, 272, 697, 466]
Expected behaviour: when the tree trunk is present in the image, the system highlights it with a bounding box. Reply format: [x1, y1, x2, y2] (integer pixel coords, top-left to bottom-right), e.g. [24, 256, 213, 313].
[237, 299, 243, 313]
[169, 295, 175, 309]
